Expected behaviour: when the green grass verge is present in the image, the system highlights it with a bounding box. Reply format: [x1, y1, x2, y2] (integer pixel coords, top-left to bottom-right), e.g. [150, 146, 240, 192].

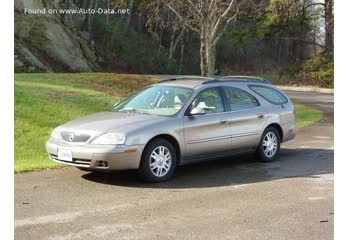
[15, 73, 157, 173]
[294, 102, 323, 128]
[15, 73, 322, 172]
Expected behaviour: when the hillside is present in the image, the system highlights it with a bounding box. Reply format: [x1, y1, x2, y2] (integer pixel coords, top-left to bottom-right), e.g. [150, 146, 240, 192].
[14, 0, 172, 74]
[15, 0, 97, 72]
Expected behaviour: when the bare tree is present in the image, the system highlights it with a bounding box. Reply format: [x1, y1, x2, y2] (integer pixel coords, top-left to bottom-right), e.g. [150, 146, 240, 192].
[168, 27, 184, 68]
[158, 0, 248, 76]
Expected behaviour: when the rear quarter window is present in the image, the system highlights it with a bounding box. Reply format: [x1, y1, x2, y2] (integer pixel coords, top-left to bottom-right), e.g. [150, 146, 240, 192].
[249, 85, 288, 105]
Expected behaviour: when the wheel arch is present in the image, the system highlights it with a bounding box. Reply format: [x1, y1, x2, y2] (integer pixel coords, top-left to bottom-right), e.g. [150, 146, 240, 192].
[142, 134, 181, 165]
[265, 123, 283, 142]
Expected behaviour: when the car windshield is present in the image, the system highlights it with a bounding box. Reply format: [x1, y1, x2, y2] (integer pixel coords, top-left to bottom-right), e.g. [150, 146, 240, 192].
[112, 85, 193, 116]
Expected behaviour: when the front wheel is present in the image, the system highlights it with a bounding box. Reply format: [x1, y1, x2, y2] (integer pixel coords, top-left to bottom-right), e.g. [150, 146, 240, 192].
[139, 138, 177, 182]
[257, 127, 281, 162]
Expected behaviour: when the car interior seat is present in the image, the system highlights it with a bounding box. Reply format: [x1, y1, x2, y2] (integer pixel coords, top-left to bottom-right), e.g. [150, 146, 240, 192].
[174, 94, 187, 109]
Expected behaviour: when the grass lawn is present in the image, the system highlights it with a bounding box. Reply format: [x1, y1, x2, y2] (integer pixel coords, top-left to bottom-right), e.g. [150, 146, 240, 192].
[294, 102, 323, 128]
[15, 73, 322, 172]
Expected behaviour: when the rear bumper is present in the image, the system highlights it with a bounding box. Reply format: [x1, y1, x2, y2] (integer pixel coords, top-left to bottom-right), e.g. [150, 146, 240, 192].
[281, 122, 297, 142]
[45, 137, 145, 170]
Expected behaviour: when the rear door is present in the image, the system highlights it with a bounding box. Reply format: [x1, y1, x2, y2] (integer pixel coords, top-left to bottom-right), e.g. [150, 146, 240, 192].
[222, 86, 266, 150]
[183, 87, 231, 160]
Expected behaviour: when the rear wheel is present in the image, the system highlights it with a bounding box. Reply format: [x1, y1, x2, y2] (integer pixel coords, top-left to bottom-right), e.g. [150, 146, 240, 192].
[257, 127, 281, 162]
[139, 138, 176, 182]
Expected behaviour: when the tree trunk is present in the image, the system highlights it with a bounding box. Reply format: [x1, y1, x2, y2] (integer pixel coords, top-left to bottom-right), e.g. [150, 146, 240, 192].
[92, 0, 98, 23]
[325, 0, 333, 52]
[200, 23, 217, 77]
[200, 40, 216, 77]
[137, 13, 143, 32]
[87, 0, 94, 32]
[206, 42, 216, 77]
[153, 0, 159, 43]
[158, 27, 163, 53]
[178, 36, 185, 74]
[168, 27, 176, 67]
[106, 0, 110, 24]
[200, 29, 208, 76]
[168, 28, 184, 69]
[126, 0, 134, 27]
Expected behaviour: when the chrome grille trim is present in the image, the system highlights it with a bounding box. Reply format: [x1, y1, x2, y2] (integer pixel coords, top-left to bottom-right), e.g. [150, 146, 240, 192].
[50, 154, 91, 167]
[60, 131, 91, 143]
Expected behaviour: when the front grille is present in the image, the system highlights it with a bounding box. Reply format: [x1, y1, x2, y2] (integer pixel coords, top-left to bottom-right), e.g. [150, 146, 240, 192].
[50, 154, 91, 166]
[60, 131, 91, 143]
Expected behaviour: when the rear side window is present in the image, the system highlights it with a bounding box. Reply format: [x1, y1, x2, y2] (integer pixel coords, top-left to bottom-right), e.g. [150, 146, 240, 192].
[249, 85, 288, 105]
[223, 87, 260, 111]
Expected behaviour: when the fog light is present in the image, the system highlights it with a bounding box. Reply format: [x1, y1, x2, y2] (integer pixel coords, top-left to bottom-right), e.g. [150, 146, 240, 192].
[97, 161, 109, 168]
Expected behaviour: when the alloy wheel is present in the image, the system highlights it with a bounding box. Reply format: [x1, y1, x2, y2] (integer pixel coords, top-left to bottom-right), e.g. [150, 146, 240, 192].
[149, 146, 172, 177]
[262, 132, 278, 157]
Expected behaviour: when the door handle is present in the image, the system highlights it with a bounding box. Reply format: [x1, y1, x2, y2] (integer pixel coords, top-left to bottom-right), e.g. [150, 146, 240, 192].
[257, 114, 264, 119]
[219, 120, 228, 124]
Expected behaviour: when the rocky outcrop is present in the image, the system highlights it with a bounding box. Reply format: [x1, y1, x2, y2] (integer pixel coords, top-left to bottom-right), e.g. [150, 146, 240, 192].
[15, 0, 99, 72]
[15, 43, 52, 72]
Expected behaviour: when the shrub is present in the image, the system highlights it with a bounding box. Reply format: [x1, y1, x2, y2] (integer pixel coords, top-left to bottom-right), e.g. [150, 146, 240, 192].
[298, 53, 334, 88]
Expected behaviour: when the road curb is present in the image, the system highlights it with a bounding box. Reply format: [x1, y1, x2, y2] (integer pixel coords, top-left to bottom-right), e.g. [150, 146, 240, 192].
[277, 85, 334, 94]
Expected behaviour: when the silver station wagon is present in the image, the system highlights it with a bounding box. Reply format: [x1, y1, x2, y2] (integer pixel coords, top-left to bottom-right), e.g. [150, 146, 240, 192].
[46, 76, 297, 182]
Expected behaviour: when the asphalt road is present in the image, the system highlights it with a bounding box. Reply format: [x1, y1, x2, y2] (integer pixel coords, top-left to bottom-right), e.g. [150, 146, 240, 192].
[15, 91, 334, 240]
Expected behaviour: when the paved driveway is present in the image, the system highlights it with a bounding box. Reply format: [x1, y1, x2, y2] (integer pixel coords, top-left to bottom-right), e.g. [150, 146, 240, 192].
[15, 92, 334, 240]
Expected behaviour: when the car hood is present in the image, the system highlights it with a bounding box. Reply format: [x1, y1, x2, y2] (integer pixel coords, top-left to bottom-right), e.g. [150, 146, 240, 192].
[58, 111, 164, 135]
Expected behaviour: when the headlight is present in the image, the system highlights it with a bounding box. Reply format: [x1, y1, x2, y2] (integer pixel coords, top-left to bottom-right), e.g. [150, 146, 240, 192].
[51, 128, 61, 140]
[91, 133, 126, 145]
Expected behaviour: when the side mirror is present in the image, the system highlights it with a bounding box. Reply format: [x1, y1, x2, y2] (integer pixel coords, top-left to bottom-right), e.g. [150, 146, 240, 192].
[190, 107, 206, 116]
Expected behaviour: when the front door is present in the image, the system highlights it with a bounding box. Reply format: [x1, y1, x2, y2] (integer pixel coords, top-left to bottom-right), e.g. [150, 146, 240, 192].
[183, 87, 231, 160]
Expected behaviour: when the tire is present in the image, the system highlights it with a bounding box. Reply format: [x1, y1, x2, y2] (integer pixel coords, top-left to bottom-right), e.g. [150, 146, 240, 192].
[139, 138, 177, 182]
[256, 127, 281, 162]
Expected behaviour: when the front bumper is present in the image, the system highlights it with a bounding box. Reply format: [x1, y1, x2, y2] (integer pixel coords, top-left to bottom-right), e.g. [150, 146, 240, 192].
[45, 137, 145, 170]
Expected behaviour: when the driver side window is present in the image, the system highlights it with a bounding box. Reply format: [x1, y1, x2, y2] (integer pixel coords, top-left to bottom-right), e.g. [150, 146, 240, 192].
[190, 88, 224, 114]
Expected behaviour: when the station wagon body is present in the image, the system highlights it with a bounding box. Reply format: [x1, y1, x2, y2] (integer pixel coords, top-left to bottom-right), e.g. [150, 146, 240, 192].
[46, 76, 297, 182]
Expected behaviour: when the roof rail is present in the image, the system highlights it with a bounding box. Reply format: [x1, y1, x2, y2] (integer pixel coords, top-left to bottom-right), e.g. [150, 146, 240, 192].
[219, 75, 271, 84]
[158, 76, 214, 83]
[220, 75, 264, 80]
